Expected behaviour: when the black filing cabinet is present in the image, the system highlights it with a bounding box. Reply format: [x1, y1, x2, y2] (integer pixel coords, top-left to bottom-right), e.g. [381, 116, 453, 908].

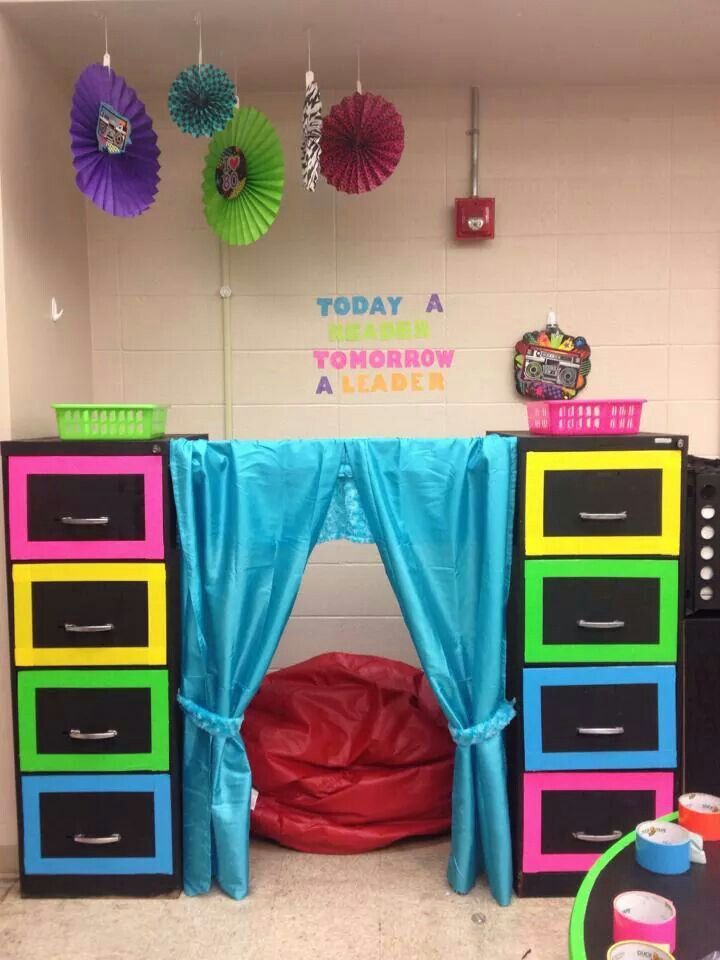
[2, 437, 199, 896]
[502, 432, 687, 897]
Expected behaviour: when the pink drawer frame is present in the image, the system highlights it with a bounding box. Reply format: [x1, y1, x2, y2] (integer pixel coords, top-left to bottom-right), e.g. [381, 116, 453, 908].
[8, 456, 164, 561]
[522, 771, 675, 873]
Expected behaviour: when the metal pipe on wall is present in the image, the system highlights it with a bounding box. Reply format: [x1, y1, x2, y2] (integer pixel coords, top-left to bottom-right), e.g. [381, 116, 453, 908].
[220, 240, 234, 438]
[470, 86, 480, 198]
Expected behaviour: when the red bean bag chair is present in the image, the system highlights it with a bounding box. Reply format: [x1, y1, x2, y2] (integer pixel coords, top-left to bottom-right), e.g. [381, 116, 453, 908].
[243, 652, 453, 854]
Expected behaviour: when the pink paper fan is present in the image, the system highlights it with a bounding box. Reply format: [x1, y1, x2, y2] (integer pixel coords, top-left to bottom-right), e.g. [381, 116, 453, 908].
[320, 91, 405, 194]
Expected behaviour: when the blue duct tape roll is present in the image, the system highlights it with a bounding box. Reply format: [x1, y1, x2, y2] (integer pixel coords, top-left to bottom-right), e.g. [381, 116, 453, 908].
[635, 820, 697, 875]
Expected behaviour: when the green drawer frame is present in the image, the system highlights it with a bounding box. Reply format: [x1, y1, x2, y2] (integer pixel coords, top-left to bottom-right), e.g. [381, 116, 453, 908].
[17, 669, 169, 772]
[524, 559, 679, 664]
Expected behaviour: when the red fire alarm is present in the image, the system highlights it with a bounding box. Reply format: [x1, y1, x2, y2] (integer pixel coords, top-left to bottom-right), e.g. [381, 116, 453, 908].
[455, 196, 495, 239]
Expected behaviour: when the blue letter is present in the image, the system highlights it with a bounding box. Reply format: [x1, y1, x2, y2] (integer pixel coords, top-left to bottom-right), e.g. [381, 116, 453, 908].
[388, 296, 403, 316]
[352, 296, 369, 315]
[316, 297, 333, 316]
[369, 296, 386, 315]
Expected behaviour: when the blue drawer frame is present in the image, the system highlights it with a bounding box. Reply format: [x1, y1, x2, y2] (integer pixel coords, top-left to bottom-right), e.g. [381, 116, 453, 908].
[523, 665, 677, 771]
[22, 773, 172, 875]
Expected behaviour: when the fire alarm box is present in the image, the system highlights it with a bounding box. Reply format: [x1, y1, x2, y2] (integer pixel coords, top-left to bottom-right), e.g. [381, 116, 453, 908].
[455, 197, 495, 239]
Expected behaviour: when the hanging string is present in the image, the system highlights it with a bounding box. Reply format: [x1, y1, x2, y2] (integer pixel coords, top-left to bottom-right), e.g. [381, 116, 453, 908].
[234, 59, 240, 108]
[195, 12, 203, 66]
[102, 15, 110, 70]
[356, 44, 362, 94]
[306, 28, 314, 86]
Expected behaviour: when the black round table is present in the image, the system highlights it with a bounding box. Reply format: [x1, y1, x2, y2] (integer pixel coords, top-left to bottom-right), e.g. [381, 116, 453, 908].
[569, 814, 720, 960]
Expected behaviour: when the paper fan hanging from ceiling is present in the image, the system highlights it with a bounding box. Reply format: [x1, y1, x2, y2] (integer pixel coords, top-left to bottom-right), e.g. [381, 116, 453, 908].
[301, 70, 322, 191]
[168, 63, 236, 137]
[202, 106, 284, 245]
[69, 63, 160, 217]
[320, 91, 404, 194]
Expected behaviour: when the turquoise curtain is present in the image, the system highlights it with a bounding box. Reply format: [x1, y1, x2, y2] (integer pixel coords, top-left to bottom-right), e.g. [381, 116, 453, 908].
[170, 436, 517, 904]
[345, 436, 517, 905]
[169, 439, 343, 897]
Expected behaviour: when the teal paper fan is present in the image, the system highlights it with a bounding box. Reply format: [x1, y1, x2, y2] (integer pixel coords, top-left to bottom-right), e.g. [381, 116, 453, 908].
[202, 107, 284, 245]
[168, 64, 235, 137]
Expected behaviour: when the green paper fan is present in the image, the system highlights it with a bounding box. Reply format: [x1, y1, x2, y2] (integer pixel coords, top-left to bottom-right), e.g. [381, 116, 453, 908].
[202, 107, 284, 245]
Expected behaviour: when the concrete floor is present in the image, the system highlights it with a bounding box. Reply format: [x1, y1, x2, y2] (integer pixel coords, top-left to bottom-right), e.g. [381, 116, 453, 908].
[0, 837, 572, 960]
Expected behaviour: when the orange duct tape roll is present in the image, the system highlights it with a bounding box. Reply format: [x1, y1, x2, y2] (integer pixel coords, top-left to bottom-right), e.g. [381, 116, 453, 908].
[607, 941, 675, 960]
[678, 793, 720, 840]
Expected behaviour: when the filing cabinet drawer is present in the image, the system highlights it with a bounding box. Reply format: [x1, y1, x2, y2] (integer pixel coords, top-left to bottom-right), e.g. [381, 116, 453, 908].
[8, 456, 164, 560]
[13, 563, 167, 667]
[523, 666, 676, 770]
[522, 771, 674, 873]
[17, 669, 169, 772]
[525, 450, 681, 556]
[21, 774, 172, 875]
[524, 559, 679, 663]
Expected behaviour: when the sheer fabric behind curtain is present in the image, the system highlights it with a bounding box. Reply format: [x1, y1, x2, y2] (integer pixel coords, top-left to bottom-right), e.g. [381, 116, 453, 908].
[170, 435, 517, 904]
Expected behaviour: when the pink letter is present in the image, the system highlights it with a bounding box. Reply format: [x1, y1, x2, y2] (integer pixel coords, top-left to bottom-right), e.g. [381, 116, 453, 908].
[404, 349, 420, 368]
[330, 351, 348, 369]
[349, 350, 367, 369]
[313, 350, 330, 369]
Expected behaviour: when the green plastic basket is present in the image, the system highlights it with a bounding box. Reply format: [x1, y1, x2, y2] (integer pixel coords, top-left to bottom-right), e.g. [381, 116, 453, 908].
[53, 404, 169, 441]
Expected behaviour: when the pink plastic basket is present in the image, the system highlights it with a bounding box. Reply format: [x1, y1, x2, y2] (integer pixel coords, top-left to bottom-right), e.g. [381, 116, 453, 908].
[527, 399, 646, 436]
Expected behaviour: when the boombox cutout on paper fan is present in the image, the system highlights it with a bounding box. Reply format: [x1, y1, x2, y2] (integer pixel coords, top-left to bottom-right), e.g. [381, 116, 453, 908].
[514, 316, 591, 400]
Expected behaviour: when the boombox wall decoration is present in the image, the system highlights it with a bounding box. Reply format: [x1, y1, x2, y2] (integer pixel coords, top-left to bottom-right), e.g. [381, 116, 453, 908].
[514, 312, 591, 400]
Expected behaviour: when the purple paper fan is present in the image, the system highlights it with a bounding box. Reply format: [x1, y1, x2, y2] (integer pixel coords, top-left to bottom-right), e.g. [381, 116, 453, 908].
[70, 63, 160, 217]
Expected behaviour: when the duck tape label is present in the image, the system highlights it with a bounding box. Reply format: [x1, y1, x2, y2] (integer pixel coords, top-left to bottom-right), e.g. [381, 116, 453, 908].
[607, 941, 674, 960]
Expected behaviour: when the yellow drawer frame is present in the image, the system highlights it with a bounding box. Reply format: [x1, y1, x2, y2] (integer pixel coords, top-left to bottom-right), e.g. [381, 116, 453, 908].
[525, 450, 682, 556]
[13, 563, 166, 666]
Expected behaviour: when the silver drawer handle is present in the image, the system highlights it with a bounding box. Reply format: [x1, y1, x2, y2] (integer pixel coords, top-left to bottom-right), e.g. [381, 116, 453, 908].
[572, 830, 622, 843]
[576, 726, 625, 736]
[64, 623, 115, 634]
[577, 619, 625, 630]
[73, 833, 121, 845]
[68, 729, 118, 740]
[578, 511, 627, 521]
[59, 516, 109, 526]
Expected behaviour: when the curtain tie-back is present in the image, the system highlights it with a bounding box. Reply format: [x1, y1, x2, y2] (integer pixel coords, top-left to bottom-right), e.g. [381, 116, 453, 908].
[177, 693, 244, 739]
[449, 700, 516, 747]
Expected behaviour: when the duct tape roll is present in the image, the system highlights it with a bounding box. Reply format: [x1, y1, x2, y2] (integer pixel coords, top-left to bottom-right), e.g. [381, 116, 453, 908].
[678, 793, 720, 841]
[635, 820, 706, 875]
[612, 892, 677, 952]
[607, 941, 675, 960]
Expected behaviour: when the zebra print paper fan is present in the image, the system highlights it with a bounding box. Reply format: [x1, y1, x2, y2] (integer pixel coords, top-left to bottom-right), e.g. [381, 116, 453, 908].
[301, 70, 322, 191]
